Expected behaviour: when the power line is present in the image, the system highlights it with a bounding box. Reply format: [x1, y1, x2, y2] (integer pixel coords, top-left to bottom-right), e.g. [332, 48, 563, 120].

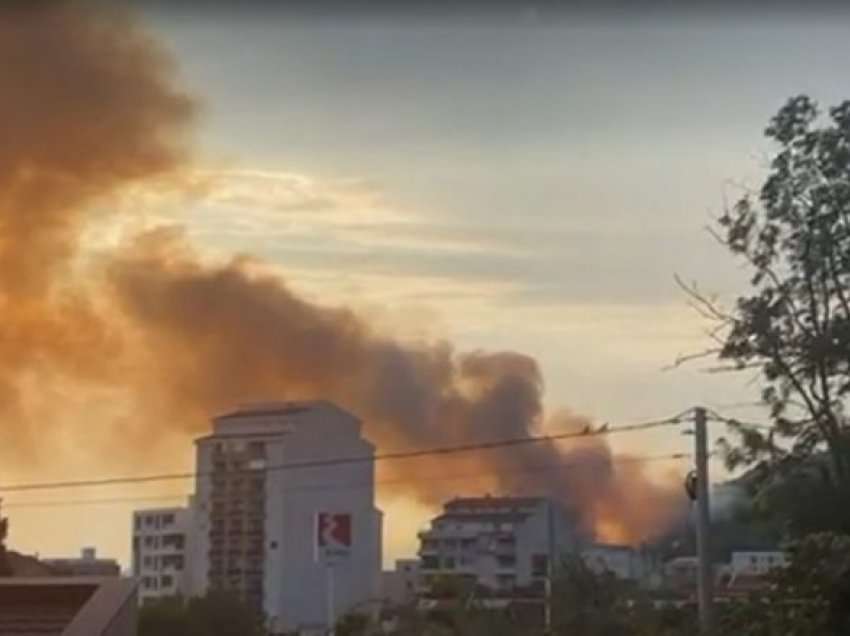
[2, 452, 691, 509]
[704, 408, 772, 431]
[0, 411, 690, 495]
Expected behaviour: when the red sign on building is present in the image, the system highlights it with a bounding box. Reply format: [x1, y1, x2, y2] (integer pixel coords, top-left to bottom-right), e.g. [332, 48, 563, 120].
[316, 512, 352, 562]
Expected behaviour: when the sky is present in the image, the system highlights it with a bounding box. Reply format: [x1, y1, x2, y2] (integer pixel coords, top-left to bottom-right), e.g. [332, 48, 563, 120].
[6, 2, 850, 569]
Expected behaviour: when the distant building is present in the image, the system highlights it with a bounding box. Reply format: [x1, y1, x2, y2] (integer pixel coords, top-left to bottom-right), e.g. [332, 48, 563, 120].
[5, 551, 54, 577]
[582, 544, 650, 582]
[730, 550, 786, 576]
[188, 401, 383, 635]
[43, 547, 120, 578]
[664, 556, 700, 591]
[381, 558, 421, 605]
[417, 496, 575, 595]
[132, 506, 192, 605]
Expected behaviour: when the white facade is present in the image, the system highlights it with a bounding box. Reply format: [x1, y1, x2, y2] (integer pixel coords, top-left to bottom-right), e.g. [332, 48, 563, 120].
[380, 558, 421, 605]
[582, 544, 648, 581]
[189, 401, 382, 634]
[730, 551, 787, 576]
[417, 497, 575, 594]
[132, 506, 192, 605]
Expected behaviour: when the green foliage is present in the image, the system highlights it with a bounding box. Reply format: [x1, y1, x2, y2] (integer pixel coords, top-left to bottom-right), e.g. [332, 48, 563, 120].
[336, 612, 370, 636]
[705, 95, 850, 483]
[719, 532, 850, 636]
[755, 461, 850, 537]
[137, 597, 190, 636]
[138, 591, 266, 636]
[551, 556, 695, 636]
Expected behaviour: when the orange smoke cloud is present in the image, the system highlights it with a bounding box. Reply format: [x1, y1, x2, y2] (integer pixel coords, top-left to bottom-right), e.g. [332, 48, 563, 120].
[0, 2, 686, 544]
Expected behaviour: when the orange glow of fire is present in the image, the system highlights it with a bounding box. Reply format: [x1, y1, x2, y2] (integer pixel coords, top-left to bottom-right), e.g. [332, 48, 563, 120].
[594, 517, 633, 545]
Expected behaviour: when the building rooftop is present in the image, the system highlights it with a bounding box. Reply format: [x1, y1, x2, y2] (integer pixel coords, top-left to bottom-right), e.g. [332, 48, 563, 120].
[445, 496, 546, 510]
[215, 399, 343, 421]
[584, 543, 635, 553]
[7, 551, 56, 577]
[433, 512, 533, 524]
[0, 577, 136, 636]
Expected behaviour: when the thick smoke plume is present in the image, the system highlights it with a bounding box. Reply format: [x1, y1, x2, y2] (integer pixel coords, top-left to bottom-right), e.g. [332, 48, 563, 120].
[0, 2, 685, 543]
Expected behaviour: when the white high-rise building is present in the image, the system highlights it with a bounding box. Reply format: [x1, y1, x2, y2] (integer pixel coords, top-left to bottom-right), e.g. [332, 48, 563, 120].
[132, 506, 192, 605]
[417, 497, 575, 594]
[189, 400, 382, 634]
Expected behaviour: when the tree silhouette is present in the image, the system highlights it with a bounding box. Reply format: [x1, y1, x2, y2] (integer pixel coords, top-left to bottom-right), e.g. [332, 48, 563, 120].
[685, 95, 850, 488]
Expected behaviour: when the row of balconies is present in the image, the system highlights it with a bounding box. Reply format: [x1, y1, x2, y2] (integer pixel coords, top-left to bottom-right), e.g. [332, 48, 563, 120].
[209, 548, 264, 558]
[419, 543, 516, 558]
[209, 527, 264, 535]
[420, 555, 518, 572]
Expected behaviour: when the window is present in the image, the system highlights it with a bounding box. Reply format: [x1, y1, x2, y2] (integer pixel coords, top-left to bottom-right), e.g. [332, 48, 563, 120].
[532, 554, 549, 578]
[497, 575, 516, 589]
[145, 515, 155, 527]
[144, 536, 155, 548]
[248, 441, 265, 457]
[161, 513, 175, 526]
[162, 555, 185, 570]
[143, 556, 153, 568]
[134, 517, 141, 531]
[443, 557, 456, 570]
[421, 556, 439, 570]
[162, 533, 185, 550]
[161, 574, 174, 588]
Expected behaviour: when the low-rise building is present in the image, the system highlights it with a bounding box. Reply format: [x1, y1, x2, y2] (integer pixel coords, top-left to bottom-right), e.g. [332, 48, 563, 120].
[43, 547, 120, 578]
[381, 558, 421, 605]
[582, 543, 649, 581]
[729, 550, 786, 576]
[132, 505, 192, 604]
[664, 556, 700, 591]
[417, 496, 576, 595]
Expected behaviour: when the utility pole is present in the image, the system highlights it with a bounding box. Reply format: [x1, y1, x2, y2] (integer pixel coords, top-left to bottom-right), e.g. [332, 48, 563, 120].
[694, 406, 713, 634]
[327, 564, 336, 636]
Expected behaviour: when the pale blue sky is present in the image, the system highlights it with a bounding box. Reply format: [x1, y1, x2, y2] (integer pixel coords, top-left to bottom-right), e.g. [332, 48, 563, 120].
[139, 11, 850, 422]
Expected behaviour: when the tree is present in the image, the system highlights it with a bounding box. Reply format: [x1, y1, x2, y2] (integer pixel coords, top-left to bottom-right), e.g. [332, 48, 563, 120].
[687, 95, 850, 486]
[719, 532, 850, 636]
[550, 556, 694, 636]
[138, 591, 265, 636]
[0, 505, 10, 577]
[137, 597, 190, 636]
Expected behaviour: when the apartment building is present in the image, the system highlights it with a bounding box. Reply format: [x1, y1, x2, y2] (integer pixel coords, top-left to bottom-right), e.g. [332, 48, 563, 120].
[417, 496, 575, 595]
[132, 506, 192, 604]
[189, 400, 382, 634]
